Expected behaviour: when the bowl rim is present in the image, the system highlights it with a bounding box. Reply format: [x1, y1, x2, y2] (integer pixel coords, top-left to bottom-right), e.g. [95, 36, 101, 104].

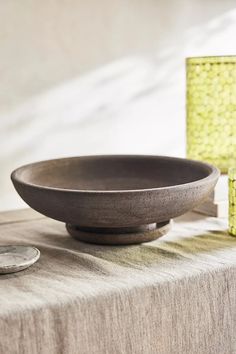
[11, 155, 220, 194]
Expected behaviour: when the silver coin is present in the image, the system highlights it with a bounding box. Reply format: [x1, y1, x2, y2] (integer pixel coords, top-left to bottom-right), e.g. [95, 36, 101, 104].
[0, 245, 40, 274]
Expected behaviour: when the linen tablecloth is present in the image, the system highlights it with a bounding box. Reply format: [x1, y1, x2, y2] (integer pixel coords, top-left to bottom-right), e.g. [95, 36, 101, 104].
[0, 209, 235, 354]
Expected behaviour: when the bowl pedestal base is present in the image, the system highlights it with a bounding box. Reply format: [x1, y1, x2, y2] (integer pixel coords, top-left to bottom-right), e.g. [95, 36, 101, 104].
[66, 221, 171, 245]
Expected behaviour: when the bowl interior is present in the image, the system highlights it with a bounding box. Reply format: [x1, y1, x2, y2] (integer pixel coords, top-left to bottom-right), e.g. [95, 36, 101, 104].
[14, 156, 212, 191]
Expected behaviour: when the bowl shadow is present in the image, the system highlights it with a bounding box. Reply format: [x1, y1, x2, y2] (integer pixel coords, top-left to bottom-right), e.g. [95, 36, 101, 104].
[33, 224, 235, 272]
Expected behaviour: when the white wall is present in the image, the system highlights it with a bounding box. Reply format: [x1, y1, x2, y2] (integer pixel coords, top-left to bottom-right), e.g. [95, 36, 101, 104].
[1, 0, 236, 209]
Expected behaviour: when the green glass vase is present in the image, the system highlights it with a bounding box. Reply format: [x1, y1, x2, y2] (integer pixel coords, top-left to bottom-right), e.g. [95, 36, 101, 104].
[186, 56, 236, 173]
[229, 167, 236, 236]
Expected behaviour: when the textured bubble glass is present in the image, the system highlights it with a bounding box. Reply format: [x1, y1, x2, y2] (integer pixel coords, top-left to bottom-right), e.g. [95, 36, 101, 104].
[186, 56, 236, 173]
[229, 167, 236, 236]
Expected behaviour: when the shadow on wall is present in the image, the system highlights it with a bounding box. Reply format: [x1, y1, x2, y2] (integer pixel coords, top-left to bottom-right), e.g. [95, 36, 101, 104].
[1, 4, 236, 210]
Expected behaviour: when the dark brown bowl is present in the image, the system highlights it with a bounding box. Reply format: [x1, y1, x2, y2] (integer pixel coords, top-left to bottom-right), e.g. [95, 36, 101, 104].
[11, 155, 219, 244]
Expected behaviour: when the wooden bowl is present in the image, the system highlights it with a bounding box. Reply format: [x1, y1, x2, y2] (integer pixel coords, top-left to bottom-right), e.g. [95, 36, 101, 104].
[11, 155, 219, 244]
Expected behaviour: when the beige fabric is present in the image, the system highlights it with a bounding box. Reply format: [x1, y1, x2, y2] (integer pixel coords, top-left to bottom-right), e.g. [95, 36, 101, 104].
[0, 209, 236, 354]
[0, 208, 42, 224]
